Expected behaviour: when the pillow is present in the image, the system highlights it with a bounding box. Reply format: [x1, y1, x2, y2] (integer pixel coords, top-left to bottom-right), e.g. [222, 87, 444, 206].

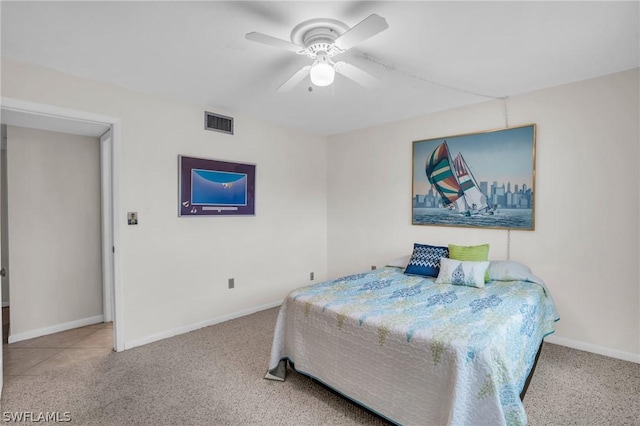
[449, 243, 490, 282]
[435, 257, 490, 289]
[488, 261, 532, 282]
[386, 254, 411, 268]
[404, 243, 449, 277]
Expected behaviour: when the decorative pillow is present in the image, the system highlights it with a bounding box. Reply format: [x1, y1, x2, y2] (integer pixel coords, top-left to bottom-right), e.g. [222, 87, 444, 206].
[386, 254, 411, 268]
[404, 243, 449, 277]
[435, 257, 490, 289]
[449, 243, 490, 282]
[488, 261, 532, 282]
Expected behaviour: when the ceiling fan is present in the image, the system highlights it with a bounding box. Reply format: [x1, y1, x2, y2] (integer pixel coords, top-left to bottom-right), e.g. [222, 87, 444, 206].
[245, 14, 389, 91]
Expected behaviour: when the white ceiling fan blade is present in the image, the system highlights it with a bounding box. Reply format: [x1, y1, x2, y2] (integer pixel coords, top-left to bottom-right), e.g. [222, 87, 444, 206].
[334, 62, 380, 89]
[333, 14, 388, 51]
[245, 32, 305, 53]
[277, 65, 312, 92]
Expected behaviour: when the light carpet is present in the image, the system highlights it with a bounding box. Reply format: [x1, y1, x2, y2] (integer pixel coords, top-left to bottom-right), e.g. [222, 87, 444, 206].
[1, 307, 638, 425]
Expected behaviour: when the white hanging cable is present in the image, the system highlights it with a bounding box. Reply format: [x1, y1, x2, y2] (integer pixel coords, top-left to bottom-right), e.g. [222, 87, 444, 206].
[355, 51, 504, 101]
[359, 51, 517, 260]
[502, 96, 510, 128]
[503, 96, 511, 260]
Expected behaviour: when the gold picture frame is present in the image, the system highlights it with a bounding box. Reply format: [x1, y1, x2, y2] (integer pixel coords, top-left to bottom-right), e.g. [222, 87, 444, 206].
[412, 124, 536, 230]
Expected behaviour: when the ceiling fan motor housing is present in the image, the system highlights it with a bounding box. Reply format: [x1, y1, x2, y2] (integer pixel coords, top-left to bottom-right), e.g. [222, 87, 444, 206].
[291, 19, 349, 59]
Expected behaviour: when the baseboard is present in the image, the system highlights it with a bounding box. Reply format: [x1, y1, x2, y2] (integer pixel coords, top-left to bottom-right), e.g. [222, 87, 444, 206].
[545, 335, 640, 364]
[7, 314, 104, 344]
[124, 300, 282, 350]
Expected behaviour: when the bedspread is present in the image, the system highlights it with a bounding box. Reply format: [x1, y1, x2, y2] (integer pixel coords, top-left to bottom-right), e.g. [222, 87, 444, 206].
[266, 266, 558, 426]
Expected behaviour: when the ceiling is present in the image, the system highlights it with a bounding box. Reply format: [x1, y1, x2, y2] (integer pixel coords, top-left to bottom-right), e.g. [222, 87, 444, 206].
[2, 1, 638, 136]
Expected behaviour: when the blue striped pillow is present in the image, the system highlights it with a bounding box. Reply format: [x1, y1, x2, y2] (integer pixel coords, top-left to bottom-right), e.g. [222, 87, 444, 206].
[404, 243, 449, 277]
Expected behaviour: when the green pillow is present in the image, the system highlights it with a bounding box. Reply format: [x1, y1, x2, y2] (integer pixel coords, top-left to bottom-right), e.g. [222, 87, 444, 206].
[448, 244, 490, 282]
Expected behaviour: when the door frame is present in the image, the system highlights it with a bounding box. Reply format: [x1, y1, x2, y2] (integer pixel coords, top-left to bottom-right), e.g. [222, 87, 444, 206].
[100, 130, 114, 323]
[0, 97, 124, 352]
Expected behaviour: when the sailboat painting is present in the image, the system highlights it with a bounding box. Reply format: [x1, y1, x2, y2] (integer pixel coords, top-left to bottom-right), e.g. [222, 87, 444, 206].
[412, 124, 536, 230]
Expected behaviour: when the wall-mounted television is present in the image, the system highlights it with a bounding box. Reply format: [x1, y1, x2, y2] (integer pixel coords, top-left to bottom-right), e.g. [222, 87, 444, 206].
[179, 155, 255, 216]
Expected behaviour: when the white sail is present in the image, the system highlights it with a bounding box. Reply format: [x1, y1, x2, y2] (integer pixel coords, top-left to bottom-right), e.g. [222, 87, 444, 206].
[453, 154, 491, 213]
[454, 196, 468, 212]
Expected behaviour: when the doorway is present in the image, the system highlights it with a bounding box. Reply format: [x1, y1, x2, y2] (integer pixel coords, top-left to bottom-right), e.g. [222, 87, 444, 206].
[0, 97, 124, 396]
[5, 126, 104, 338]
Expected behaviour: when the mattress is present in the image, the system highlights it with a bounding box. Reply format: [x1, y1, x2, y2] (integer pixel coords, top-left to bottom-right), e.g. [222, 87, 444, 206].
[266, 264, 558, 425]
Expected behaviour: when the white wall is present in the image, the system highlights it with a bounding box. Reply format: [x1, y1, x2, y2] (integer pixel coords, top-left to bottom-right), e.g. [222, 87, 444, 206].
[1, 59, 328, 346]
[1, 125, 8, 307]
[327, 69, 640, 361]
[7, 126, 103, 336]
[3, 58, 637, 362]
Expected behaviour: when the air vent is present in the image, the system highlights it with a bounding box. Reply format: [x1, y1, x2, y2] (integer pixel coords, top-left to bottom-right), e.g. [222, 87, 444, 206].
[204, 111, 234, 135]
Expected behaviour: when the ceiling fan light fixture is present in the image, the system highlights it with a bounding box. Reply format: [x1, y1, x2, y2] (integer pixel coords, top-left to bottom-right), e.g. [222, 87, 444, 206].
[246, 14, 388, 91]
[310, 61, 335, 87]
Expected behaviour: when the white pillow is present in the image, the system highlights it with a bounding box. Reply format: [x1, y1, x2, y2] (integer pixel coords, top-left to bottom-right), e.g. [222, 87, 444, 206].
[488, 261, 532, 282]
[435, 257, 490, 288]
[386, 254, 411, 268]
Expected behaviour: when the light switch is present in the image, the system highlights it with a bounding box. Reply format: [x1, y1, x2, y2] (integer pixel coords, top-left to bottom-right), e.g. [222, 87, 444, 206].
[127, 212, 138, 225]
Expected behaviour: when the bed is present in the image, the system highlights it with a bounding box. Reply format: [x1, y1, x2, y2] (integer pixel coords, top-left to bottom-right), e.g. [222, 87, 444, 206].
[265, 259, 559, 426]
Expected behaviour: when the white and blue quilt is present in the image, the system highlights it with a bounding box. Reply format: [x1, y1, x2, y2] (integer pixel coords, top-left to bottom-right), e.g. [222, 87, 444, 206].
[266, 264, 559, 426]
